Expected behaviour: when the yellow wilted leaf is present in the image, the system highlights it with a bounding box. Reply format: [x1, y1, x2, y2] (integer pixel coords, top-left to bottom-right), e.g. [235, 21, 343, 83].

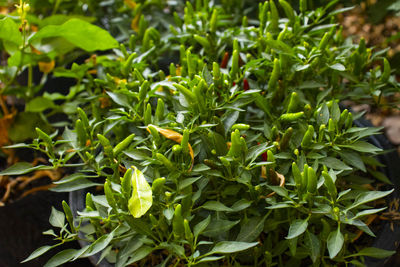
[146, 125, 194, 171]
[38, 60, 55, 74]
[124, 0, 137, 9]
[131, 13, 141, 32]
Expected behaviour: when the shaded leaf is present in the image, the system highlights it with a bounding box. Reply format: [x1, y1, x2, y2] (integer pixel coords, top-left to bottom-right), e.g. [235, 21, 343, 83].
[327, 227, 344, 259]
[286, 219, 308, 239]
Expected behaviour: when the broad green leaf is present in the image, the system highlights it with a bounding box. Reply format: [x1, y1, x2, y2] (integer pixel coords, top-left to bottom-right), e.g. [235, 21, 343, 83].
[319, 157, 352, 171]
[329, 63, 345, 71]
[231, 199, 252, 212]
[203, 219, 240, 238]
[327, 227, 344, 259]
[49, 207, 65, 228]
[179, 177, 202, 190]
[26, 97, 55, 112]
[352, 208, 387, 220]
[202, 201, 233, 212]
[350, 247, 396, 259]
[0, 17, 22, 46]
[73, 227, 117, 260]
[346, 189, 394, 211]
[196, 256, 225, 263]
[338, 151, 366, 172]
[125, 246, 153, 265]
[317, 102, 329, 125]
[286, 219, 308, 239]
[30, 18, 118, 52]
[0, 162, 51, 176]
[340, 141, 382, 153]
[237, 215, 267, 242]
[21, 245, 54, 263]
[194, 215, 211, 237]
[44, 249, 79, 267]
[51, 178, 101, 192]
[246, 142, 274, 163]
[305, 231, 320, 263]
[207, 241, 258, 255]
[128, 167, 153, 218]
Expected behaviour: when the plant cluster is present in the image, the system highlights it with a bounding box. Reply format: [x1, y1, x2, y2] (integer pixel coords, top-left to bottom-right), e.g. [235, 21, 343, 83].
[0, 0, 399, 266]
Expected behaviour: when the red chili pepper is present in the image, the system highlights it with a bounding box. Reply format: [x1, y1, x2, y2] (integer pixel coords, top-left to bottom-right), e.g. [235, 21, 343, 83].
[257, 142, 268, 161]
[243, 78, 249, 91]
[220, 52, 229, 68]
[233, 81, 236, 86]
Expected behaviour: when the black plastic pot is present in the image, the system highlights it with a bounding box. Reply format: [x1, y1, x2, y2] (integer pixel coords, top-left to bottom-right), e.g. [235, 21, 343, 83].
[69, 118, 400, 267]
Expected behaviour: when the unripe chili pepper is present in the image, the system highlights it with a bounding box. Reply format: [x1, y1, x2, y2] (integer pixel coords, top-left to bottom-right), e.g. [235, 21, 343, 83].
[358, 37, 366, 55]
[300, 0, 307, 13]
[156, 153, 174, 169]
[279, 0, 294, 22]
[134, 68, 144, 83]
[287, 92, 299, 113]
[186, 49, 195, 78]
[173, 11, 182, 28]
[144, 103, 152, 125]
[139, 80, 149, 102]
[210, 9, 218, 33]
[292, 162, 302, 189]
[194, 34, 211, 50]
[268, 58, 280, 91]
[77, 107, 90, 130]
[129, 35, 136, 51]
[338, 109, 348, 129]
[219, 156, 231, 168]
[122, 52, 137, 76]
[104, 180, 117, 209]
[169, 24, 179, 35]
[328, 118, 335, 133]
[152, 177, 166, 193]
[280, 127, 293, 150]
[230, 49, 239, 78]
[172, 204, 185, 239]
[240, 136, 248, 155]
[381, 58, 391, 82]
[121, 168, 133, 199]
[322, 171, 337, 199]
[142, 27, 153, 52]
[169, 63, 176, 76]
[301, 164, 309, 192]
[194, 85, 206, 115]
[181, 129, 190, 155]
[97, 134, 113, 158]
[213, 62, 221, 81]
[147, 124, 160, 143]
[307, 166, 317, 194]
[220, 52, 229, 68]
[279, 112, 304, 122]
[113, 133, 135, 156]
[318, 124, 326, 142]
[231, 123, 250, 131]
[138, 15, 146, 38]
[318, 32, 330, 51]
[184, 219, 194, 244]
[267, 150, 275, 165]
[173, 83, 197, 104]
[155, 98, 165, 122]
[75, 119, 87, 147]
[345, 112, 353, 129]
[301, 125, 314, 148]
[228, 129, 241, 158]
[269, 0, 279, 32]
[242, 16, 248, 27]
[277, 25, 288, 42]
[233, 38, 239, 52]
[85, 192, 95, 210]
[62, 201, 76, 233]
[171, 144, 181, 155]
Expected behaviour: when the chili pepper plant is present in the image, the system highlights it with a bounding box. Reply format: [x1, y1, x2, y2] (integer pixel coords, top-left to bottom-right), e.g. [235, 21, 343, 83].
[4, 0, 399, 266]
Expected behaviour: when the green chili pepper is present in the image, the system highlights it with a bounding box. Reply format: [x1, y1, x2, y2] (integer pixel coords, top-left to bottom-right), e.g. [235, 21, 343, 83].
[358, 37, 366, 55]
[287, 92, 299, 113]
[104, 180, 117, 209]
[280, 127, 293, 150]
[307, 166, 317, 194]
[231, 123, 250, 131]
[351, 51, 362, 77]
[139, 80, 149, 102]
[279, 0, 294, 22]
[121, 168, 132, 199]
[97, 134, 114, 158]
[62, 201, 76, 233]
[156, 153, 174, 169]
[155, 98, 165, 122]
[194, 34, 211, 50]
[152, 177, 166, 193]
[269, 0, 279, 32]
[144, 103, 152, 125]
[279, 112, 304, 122]
[322, 171, 337, 199]
[242, 15, 248, 27]
[210, 9, 218, 33]
[381, 58, 391, 82]
[187, 49, 195, 78]
[172, 144, 182, 155]
[77, 107, 90, 130]
[85, 192, 95, 210]
[328, 118, 335, 133]
[300, 0, 307, 13]
[181, 129, 190, 155]
[194, 85, 206, 115]
[219, 156, 231, 168]
[301, 125, 314, 148]
[345, 112, 353, 129]
[75, 119, 87, 147]
[113, 133, 135, 156]
[147, 124, 160, 143]
[172, 204, 185, 239]
[134, 68, 144, 83]
[142, 27, 152, 51]
[184, 219, 194, 244]
[301, 164, 309, 192]
[228, 129, 241, 158]
[240, 136, 248, 155]
[268, 58, 280, 91]
[277, 25, 288, 42]
[267, 150, 275, 165]
[173, 83, 197, 104]
[292, 162, 302, 189]
[169, 63, 176, 76]
[173, 11, 182, 28]
[122, 52, 137, 76]
[318, 124, 326, 142]
[213, 62, 221, 82]
[233, 38, 239, 52]
[230, 49, 239, 78]
[338, 109, 348, 129]
[138, 15, 146, 38]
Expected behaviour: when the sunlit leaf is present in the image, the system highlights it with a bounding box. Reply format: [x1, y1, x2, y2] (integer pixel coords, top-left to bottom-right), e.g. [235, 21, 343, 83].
[128, 166, 153, 218]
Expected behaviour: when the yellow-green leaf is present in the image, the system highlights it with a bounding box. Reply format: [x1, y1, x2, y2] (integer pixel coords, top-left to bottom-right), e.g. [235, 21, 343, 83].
[128, 166, 152, 218]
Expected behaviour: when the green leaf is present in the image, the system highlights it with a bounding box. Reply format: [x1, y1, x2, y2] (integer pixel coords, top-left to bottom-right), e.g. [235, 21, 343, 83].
[49, 207, 65, 228]
[264, 39, 294, 55]
[203, 219, 240, 238]
[0, 17, 22, 46]
[346, 189, 393, 211]
[0, 162, 51, 176]
[206, 241, 258, 255]
[21, 245, 54, 263]
[340, 141, 382, 153]
[237, 215, 267, 242]
[51, 178, 102, 192]
[329, 63, 345, 71]
[352, 208, 387, 220]
[125, 246, 153, 265]
[305, 231, 320, 263]
[25, 97, 55, 112]
[194, 215, 211, 237]
[44, 249, 78, 267]
[202, 201, 233, 212]
[196, 256, 225, 263]
[327, 226, 344, 259]
[317, 102, 329, 125]
[350, 247, 396, 259]
[231, 199, 252, 212]
[74, 227, 117, 259]
[319, 157, 352, 171]
[128, 167, 152, 218]
[338, 151, 366, 172]
[30, 18, 118, 52]
[246, 142, 273, 163]
[286, 219, 308, 239]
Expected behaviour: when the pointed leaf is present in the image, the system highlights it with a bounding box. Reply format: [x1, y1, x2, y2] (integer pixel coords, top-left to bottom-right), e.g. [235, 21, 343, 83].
[49, 207, 65, 228]
[286, 219, 308, 239]
[21, 245, 54, 263]
[207, 241, 258, 255]
[128, 167, 152, 218]
[327, 227, 344, 259]
[351, 247, 396, 259]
